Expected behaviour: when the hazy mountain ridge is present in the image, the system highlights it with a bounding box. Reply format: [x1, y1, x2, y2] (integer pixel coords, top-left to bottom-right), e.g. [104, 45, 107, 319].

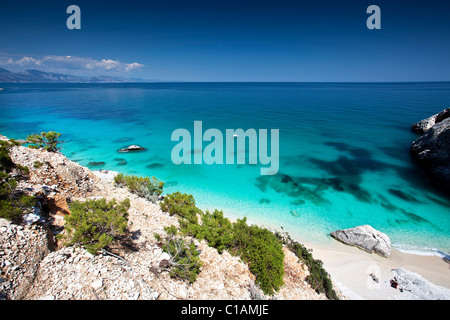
[0, 67, 150, 83]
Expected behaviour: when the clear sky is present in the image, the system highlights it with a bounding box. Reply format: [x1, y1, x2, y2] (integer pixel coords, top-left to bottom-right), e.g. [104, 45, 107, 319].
[1, 0, 449, 81]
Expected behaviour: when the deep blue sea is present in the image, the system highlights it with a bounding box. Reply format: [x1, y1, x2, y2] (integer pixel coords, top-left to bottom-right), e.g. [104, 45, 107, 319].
[1, 82, 449, 255]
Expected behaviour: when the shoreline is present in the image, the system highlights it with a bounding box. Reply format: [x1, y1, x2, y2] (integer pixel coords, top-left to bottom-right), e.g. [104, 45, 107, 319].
[214, 205, 450, 300]
[303, 237, 450, 300]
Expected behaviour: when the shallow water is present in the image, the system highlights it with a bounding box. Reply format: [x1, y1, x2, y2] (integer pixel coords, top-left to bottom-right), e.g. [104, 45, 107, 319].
[1, 82, 449, 254]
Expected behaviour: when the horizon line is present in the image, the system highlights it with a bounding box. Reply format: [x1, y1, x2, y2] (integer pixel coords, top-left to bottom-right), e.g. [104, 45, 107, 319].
[2, 80, 450, 84]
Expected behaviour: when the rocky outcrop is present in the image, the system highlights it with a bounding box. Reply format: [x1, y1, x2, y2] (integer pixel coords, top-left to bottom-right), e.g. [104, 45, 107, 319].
[0, 218, 52, 300]
[391, 268, 450, 300]
[330, 225, 391, 257]
[8, 144, 99, 199]
[412, 107, 450, 134]
[410, 109, 450, 191]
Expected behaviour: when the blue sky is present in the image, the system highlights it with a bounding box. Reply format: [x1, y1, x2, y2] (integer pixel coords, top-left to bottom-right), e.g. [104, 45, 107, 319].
[1, 0, 449, 81]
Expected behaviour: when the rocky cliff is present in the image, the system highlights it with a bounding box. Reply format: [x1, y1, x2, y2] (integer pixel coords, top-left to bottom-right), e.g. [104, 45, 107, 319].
[411, 108, 450, 192]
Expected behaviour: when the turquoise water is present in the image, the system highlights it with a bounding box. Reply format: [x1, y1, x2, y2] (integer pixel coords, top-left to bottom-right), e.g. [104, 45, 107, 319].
[1, 82, 449, 255]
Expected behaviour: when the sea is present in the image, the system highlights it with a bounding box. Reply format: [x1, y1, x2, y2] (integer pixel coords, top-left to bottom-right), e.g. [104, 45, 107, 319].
[1, 82, 449, 256]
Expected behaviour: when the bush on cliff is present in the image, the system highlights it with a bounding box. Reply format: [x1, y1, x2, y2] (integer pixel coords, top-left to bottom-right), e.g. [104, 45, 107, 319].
[114, 173, 164, 203]
[193, 209, 234, 253]
[63, 198, 130, 254]
[230, 218, 285, 295]
[159, 191, 201, 227]
[153, 230, 203, 284]
[0, 140, 35, 222]
[26, 131, 61, 152]
[160, 192, 285, 295]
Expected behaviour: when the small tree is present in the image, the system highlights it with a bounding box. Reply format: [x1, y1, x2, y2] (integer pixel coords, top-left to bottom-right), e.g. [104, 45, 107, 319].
[27, 131, 61, 152]
[153, 231, 203, 284]
[63, 198, 130, 254]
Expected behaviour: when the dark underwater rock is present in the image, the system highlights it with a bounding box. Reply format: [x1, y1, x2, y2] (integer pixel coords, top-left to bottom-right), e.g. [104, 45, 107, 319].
[88, 161, 105, 167]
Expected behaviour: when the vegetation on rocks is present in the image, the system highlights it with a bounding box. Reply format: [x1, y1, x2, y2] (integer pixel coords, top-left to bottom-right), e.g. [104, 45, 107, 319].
[26, 131, 61, 152]
[160, 192, 285, 295]
[33, 161, 43, 168]
[0, 139, 35, 222]
[159, 191, 201, 228]
[114, 173, 164, 203]
[154, 229, 203, 284]
[62, 198, 130, 254]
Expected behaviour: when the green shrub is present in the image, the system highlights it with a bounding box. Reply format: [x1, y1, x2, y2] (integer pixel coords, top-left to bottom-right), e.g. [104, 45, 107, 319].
[0, 140, 35, 222]
[155, 232, 203, 284]
[0, 195, 36, 222]
[26, 131, 61, 152]
[114, 173, 164, 203]
[193, 210, 233, 253]
[163, 225, 179, 236]
[64, 198, 130, 254]
[33, 161, 43, 169]
[159, 192, 201, 228]
[161, 192, 285, 295]
[231, 218, 285, 295]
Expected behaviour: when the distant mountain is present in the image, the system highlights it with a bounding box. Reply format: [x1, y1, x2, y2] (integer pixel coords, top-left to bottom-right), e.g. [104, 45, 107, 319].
[0, 67, 153, 83]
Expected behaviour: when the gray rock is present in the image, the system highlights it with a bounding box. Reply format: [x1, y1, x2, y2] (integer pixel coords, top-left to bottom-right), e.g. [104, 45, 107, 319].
[0, 218, 51, 299]
[91, 279, 103, 290]
[411, 117, 450, 190]
[412, 107, 450, 134]
[391, 268, 450, 300]
[330, 225, 391, 257]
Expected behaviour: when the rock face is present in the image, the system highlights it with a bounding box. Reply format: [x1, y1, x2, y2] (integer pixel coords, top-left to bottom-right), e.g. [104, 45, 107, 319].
[330, 225, 391, 257]
[410, 109, 450, 191]
[412, 107, 450, 134]
[0, 218, 51, 300]
[391, 268, 450, 300]
[26, 246, 160, 300]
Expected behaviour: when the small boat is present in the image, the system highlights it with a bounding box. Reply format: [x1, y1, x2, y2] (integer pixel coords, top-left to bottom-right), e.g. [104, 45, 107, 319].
[0, 88, 3, 91]
[118, 144, 146, 153]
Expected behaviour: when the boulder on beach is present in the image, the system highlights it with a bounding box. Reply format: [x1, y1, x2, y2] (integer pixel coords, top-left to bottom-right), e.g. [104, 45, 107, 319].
[118, 145, 146, 153]
[410, 108, 450, 191]
[330, 225, 391, 257]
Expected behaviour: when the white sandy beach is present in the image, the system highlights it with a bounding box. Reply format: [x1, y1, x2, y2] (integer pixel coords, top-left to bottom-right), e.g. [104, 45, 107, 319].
[302, 239, 450, 300]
